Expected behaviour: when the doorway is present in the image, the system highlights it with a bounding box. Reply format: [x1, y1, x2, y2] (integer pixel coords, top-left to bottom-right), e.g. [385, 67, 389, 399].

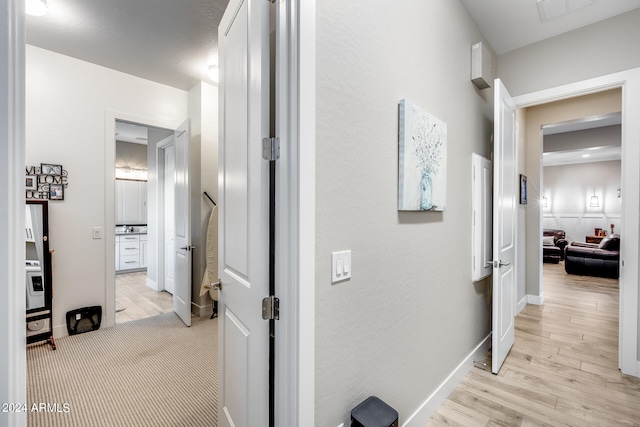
[106, 115, 178, 327]
[513, 73, 637, 376]
[540, 110, 622, 367]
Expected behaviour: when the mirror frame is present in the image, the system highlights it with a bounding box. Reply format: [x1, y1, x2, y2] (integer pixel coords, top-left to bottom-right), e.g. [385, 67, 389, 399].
[26, 200, 52, 314]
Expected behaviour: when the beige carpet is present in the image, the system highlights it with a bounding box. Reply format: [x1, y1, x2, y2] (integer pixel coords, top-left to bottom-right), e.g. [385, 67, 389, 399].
[27, 313, 218, 427]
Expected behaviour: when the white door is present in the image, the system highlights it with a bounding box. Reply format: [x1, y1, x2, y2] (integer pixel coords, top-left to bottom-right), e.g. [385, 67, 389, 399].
[218, 0, 270, 424]
[173, 121, 191, 327]
[164, 144, 176, 295]
[492, 78, 517, 374]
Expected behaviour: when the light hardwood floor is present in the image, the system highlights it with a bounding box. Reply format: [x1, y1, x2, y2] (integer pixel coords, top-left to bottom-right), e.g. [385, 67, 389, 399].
[426, 261, 640, 427]
[115, 271, 173, 324]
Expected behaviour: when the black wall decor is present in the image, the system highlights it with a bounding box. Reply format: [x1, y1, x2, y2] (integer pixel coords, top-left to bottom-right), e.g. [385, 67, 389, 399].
[25, 164, 69, 200]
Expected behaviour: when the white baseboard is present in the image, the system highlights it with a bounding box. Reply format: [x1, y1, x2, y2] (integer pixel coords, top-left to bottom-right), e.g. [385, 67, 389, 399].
[527, 293, 544, 305]
[191, 301, 214, 318]
[517, 296, 527, 314]
[517, 293, 544, 315]
[402, 334, 491, 427]
[146, 277, 158, 291]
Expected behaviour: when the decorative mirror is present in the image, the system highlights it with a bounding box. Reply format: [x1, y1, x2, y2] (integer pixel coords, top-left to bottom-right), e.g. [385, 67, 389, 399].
[26, 200, 55, 348]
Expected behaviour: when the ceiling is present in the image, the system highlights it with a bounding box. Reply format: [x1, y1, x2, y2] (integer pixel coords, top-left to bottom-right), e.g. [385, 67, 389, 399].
[26, 0, 228, 91]
[26, 0, 640, 91]
[115, 121, 149, 144]
[542, 113, 622, 166]
[460, 0, 640, 55]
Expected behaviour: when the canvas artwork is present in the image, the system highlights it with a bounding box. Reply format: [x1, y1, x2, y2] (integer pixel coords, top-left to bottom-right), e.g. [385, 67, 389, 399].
[398, 99, 447, 211]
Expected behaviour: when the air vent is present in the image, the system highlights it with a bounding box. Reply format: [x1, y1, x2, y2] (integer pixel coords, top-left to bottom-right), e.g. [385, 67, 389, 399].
[537, 0, 595, 22]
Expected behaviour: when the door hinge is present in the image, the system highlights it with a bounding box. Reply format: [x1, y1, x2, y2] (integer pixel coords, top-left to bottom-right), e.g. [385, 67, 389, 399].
[262, 296, 280, 320]
[262, 137, 280, 161]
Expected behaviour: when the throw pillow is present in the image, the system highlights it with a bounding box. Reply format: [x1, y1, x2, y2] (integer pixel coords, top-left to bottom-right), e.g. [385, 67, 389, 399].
[543, 236, 554, 246]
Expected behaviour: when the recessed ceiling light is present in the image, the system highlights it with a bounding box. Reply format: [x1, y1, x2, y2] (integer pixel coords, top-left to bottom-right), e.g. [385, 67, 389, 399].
[582, 154, 591, 158]
[26, 0, 48, 16]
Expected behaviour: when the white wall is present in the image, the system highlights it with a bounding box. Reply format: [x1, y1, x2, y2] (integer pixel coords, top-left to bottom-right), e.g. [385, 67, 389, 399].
[26, 45, 188, 337]
[189, 82, 219, 316]
[543, 160, 622, 242]
[499, 9, 640, 97]
[315, 1, 494, 425]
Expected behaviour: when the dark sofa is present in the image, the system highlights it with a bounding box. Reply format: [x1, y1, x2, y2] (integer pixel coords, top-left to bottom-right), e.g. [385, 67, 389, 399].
[543, 229, 568, 263]
[564, 234, 620, 278]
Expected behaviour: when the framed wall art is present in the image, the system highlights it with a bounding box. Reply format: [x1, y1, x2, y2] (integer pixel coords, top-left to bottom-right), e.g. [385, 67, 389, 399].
[520, 174, 527, 205]
[41, 163, 62, 176]
[398, 99, 447, 211]
[49, 184, 64, 201]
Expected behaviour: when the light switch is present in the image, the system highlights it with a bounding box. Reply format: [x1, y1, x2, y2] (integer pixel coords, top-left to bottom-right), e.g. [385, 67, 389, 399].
[92, 227, 102, 239]
[331, 250, 352, 283]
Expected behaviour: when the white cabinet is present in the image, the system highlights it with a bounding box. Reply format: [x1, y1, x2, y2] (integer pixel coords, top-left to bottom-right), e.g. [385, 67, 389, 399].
[115, 180, 147, 225]
[140, 234, 148, 268]
[115, 233, 147, 272]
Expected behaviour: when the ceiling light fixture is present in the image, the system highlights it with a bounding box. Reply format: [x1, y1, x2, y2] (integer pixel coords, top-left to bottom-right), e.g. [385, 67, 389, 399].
[537, 0, 594, 23]
[208, 65, 219, 83]
[26, 0, 48, 16]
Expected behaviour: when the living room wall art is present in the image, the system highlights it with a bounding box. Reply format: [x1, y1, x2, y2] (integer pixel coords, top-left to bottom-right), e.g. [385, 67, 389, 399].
[398, 99, 447, 211]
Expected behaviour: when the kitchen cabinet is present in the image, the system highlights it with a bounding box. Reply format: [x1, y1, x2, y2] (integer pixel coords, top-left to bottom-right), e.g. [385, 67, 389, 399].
[140, 234, 148, 268]
[116, 233, 147, 272]
[115, 179, 147, 225]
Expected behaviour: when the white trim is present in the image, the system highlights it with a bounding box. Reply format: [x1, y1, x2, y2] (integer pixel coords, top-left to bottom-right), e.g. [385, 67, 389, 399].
[104, 111, 182, 329]
[156, 135, 175, 295]
[517, 295, 528, 314]
[402, 334, 491, 427]
[297, 0, 316, 423]
[0, 1, 26, 426]
[514, 68, 640, 377]
[275, 0, 315, 425]
[527, 293, 544, 305]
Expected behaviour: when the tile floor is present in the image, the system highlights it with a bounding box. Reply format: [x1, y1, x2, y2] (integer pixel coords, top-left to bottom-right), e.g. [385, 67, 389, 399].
[115, 271, 174, 324]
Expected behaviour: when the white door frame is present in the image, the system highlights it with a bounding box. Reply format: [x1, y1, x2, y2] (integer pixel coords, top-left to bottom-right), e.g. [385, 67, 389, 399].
[157, 136, 175, 294]
[0, 1, 26, 426]
[274, 0, 315, 424]
[104, 111, 182, 328]
[513, 68, 640, 377]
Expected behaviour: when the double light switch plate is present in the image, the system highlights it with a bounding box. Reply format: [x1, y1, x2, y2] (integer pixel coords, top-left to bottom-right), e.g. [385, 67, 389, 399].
[331, 250, 351, 283]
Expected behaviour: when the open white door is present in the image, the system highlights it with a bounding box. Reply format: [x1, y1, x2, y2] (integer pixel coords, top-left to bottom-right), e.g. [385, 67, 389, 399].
[173, 120, 192, 327]
[492, 79, 517, 374]
[218, 0, 270, 425]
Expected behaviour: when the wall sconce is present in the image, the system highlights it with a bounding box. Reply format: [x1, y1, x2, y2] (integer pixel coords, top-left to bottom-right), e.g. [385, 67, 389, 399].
[542, 196, 548, 208]
[589, 191, 599, 207]
[26, 0, 48, 16]
[618, 187, 621, 198]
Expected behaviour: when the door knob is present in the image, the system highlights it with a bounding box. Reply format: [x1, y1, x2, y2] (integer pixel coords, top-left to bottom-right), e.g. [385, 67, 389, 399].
[212, 280, 222, 291]
[180, 245, 196, 251]
[487, 260, 511, 268]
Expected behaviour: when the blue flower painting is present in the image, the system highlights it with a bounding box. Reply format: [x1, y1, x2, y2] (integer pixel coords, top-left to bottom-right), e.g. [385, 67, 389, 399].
[398, 99, 447, 211]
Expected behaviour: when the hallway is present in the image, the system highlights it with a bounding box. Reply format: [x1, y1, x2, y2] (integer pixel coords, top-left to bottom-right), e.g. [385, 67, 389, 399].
[427, 262, 640, 426]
